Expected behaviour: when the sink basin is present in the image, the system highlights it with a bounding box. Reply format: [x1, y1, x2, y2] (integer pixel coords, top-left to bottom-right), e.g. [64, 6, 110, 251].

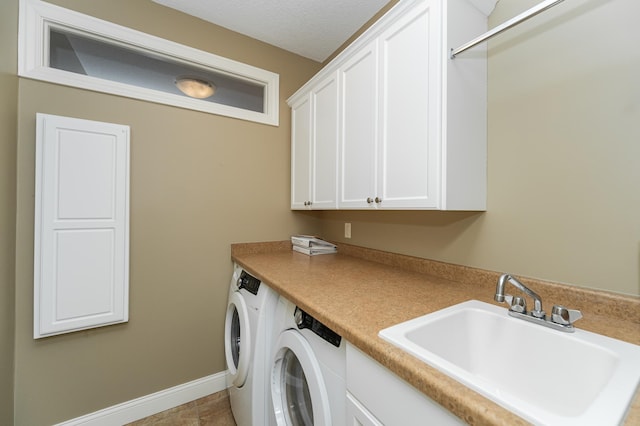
[379, 300, 640, 425]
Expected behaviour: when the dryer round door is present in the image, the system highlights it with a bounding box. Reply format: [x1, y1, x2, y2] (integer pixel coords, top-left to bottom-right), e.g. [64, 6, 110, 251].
[225, 291, 251, 387]
[271, 329, 331, 426]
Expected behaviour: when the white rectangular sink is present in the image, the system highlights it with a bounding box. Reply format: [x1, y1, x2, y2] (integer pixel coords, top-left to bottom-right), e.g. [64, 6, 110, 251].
[379, 300, 640, 426]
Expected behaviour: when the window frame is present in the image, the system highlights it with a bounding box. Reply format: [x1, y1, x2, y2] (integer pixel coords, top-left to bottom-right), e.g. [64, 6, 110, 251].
[18, 0, 279, 126]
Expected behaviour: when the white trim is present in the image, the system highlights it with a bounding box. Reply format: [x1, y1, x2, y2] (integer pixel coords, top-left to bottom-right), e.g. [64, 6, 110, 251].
[18, 0, 279, 126]
[54, 371, 230, 426]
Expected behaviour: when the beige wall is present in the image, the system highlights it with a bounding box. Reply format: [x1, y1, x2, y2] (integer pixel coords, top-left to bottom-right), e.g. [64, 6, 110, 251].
[13, 1, 322, 424]
[8, 0, 640, 424]
[1, 0, 18, 424]
[318, 0, 640, 296]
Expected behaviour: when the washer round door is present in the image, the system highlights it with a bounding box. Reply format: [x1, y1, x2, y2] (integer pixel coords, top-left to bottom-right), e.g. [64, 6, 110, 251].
[271, 330, 331, 426]
[225, 291, 251, 387]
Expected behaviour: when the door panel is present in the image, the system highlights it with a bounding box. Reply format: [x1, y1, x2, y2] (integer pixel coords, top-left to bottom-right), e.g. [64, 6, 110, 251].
[291, 96, 312, 209]
[339, 41, 378, 208]
[225, 292, 251, 387]
[271, 330, 331, 426]
[34, 113, 130, 338]
[312, 73, 339, 208]
[379, 1, 440, 208]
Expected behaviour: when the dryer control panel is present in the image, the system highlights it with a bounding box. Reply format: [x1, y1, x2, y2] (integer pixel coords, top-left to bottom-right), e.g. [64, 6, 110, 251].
[237, 270, 260, 295]
[294, 307, 342, 348]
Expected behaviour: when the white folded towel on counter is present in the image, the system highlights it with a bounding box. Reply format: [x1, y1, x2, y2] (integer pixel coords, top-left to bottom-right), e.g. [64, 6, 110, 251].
[291, 235, 337, 255]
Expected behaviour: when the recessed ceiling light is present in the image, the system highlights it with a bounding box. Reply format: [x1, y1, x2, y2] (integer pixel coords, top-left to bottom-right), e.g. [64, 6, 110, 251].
[174, 76, 216, 99]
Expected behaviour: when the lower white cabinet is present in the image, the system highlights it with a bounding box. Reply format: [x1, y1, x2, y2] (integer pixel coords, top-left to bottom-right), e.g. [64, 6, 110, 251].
[346, 343, 464, 426]
[347, 392, 384, 426]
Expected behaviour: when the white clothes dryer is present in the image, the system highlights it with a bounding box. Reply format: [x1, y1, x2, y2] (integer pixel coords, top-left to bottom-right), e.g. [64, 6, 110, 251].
[225, 264, 279, 426]
[269, 296, 346, 426]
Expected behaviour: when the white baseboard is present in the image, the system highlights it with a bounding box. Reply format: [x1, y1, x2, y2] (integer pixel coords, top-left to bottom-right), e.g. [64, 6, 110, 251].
[55, 371, 230, 426]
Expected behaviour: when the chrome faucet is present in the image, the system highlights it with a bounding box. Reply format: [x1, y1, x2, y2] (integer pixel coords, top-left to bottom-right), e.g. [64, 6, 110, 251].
[496, 273, 545, 318]
[494, 273, 582, 332]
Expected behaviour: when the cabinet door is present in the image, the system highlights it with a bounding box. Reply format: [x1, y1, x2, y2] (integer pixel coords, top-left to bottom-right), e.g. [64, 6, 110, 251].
[311, 72, 339, 209]
[339, 40, 379, 209]
[347, 343, 465, 426]
[347, 393, 384, 426]
[378, 0, 441, 209]
[34, 113, 130, 338]
[291, 94, 312, 209]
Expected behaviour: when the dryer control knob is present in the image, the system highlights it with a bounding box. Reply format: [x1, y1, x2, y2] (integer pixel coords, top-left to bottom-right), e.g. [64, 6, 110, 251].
[294, 307, 305, 327]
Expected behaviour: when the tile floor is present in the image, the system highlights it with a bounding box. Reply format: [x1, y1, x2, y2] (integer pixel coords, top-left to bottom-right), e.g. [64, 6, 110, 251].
[126, 390, 236, 425]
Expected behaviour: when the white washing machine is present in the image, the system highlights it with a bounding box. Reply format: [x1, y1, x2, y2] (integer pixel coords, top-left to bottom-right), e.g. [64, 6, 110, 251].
[269, 295, 346, 426]
[225, 264, 279, 426]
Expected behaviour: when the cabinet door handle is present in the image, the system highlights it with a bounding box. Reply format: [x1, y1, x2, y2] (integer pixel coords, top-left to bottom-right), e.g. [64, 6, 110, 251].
[375, 197, 382, 203]
[366, 197, 374, 204]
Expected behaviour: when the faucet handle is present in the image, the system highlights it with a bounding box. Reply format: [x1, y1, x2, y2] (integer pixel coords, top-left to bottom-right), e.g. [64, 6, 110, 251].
[510, 295, 527, 313]
[551, 305, 583, 325]
[503, 294, 527, 313]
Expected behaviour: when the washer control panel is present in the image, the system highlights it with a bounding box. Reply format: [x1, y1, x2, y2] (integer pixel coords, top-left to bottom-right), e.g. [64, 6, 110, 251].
[294, 307, 342, 348]
[236, 270, 260, 295]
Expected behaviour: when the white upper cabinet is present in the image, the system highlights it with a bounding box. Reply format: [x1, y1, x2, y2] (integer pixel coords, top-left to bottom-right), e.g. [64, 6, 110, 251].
[312, 73, 339, 209]
[291, 95, 312, 209]
[288, 0, 495, 211]
[376, 1, 439, 209]
[339, 40, 379, 209]
[291, 71, 339, 209]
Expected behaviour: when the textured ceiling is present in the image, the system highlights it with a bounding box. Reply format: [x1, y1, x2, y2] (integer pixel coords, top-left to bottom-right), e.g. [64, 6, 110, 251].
[151, 0, 391, 62]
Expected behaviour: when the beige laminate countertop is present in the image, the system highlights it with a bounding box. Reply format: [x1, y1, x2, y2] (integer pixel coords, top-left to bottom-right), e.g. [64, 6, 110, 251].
[231, 241, 640, 426]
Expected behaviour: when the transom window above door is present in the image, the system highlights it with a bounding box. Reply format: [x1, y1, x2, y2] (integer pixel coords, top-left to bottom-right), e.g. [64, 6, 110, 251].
[19, 0, 279, 126]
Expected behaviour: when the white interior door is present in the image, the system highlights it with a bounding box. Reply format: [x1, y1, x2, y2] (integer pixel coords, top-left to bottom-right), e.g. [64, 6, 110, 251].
[34, 113, 130, 338]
